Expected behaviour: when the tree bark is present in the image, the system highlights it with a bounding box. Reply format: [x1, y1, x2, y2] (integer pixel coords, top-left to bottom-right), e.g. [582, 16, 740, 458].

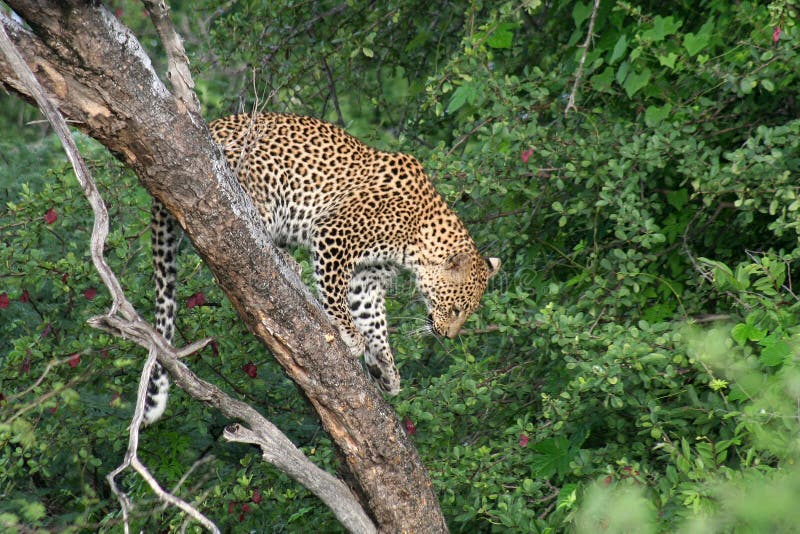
[0, 2, 447, 532]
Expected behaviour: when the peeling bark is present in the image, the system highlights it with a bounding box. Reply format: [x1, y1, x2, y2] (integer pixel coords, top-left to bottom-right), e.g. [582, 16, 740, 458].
[0, 2, 447, 532]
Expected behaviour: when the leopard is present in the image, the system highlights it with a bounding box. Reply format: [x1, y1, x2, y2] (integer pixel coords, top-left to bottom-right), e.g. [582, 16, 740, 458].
[144, 113, 500, 424]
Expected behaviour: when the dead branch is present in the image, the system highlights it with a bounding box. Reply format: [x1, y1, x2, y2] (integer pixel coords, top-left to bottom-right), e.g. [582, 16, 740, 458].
[564, 0, 601, 117]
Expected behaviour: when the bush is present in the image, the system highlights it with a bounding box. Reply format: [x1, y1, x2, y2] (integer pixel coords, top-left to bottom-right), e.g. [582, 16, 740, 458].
[2, 0, 799, 531]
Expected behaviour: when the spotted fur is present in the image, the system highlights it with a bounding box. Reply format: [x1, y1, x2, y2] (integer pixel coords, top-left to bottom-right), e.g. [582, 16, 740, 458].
[143, 113, 499, 424]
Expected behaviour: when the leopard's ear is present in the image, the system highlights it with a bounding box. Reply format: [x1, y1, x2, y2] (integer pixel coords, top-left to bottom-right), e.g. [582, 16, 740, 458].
[445, 252, 472, 274]
[486, 257, 501, 278]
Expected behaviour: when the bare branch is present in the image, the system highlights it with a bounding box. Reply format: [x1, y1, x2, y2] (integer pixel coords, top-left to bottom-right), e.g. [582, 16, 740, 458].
[107, 347, 221, 534]
[564, 0, 601, 117]
[142, 0, 201, 115]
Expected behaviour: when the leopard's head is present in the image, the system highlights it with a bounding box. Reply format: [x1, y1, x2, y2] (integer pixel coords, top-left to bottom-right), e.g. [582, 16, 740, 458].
[416, 251, 501, 338]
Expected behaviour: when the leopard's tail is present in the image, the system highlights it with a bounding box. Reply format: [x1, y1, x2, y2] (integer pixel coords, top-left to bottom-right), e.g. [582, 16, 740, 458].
[144, 201, 179, 425]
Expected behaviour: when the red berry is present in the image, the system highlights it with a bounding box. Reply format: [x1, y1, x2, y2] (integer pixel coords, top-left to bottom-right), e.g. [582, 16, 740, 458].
[403, 417, 416, 435]
[251, 489, 262, 504]
[44, 208, 57, 224]
[83, 287, 97, 300]
[519, 433, 529, 447]
[242, 362, 258, 378]
[0, 293, 8, 309]
[520, 148, 534, 163]
[186, 292, 206, 309]
[68, 354, 81, 368]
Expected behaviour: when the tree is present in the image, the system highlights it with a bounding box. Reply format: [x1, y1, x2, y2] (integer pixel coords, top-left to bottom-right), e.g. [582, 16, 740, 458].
[0, 1, 445, 532]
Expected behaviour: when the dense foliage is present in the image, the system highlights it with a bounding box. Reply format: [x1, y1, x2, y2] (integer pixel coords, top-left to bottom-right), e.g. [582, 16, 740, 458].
[2, 0, 799, 531]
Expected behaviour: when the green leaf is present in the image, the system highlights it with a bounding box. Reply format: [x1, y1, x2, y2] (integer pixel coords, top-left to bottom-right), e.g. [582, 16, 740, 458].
[683, 33, 709, 56]
[645, 103, 673, 127]
[730, 323, 766, 345]
[446, 84, 474, 113]
[760, 79, 775, 92]
[530, 437, 573, 478]
[642, 15, 682, 42]
[665, 188, 687, 210]
[609, 35, 628, 64]
[658, 52, 678, 69]
[486, 22, 516, 49]
[758, 336, 791, 367]
[623, 68, 651, 98]
[590, 66, 615, 92]
[739, 77, 757, 94]
[683, 20, 714, 56]
[572, 2, 591, 27]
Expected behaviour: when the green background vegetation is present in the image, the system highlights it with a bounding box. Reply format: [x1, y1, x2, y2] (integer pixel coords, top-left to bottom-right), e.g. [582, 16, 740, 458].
[2, 0, 799, 531]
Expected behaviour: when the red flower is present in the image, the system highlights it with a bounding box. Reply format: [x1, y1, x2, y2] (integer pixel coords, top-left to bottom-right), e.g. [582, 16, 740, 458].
[186, 292, 206, 309]
[519, 433, 529, 447]
[242, 362, 258, 378]
[520, 148, 534, 164]
[0, 293, 8, 309]
[251, 489, 263, 504]
[68, 353, 81, 368]
[403, 417, 416, 435]
[773, 27, 782, 44]
[241, 503, 251, 514]
[19, 290, 30, 303]
[83, 287, 97, 300]
[44, 208, 57, 224]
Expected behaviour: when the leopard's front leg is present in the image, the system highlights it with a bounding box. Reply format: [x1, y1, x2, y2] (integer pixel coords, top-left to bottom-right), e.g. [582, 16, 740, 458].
[348, 265, 401, 395]
[313, 248, 366, 357]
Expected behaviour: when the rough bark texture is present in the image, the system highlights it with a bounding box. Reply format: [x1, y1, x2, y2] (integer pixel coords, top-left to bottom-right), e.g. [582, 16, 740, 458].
[0, 2, 447, 532]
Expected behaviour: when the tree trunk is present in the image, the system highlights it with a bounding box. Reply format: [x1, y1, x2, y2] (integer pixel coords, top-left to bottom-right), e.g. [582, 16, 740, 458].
[0, 2, 447, 532]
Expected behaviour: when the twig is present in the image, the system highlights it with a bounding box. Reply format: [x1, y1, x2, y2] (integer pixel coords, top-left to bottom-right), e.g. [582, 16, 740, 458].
[322, 57, 345, 127]
[564, 0, 601, 117]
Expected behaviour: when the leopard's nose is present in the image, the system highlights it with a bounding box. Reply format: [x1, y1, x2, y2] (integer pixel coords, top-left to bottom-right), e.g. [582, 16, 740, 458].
[445, 325, 460, 339]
